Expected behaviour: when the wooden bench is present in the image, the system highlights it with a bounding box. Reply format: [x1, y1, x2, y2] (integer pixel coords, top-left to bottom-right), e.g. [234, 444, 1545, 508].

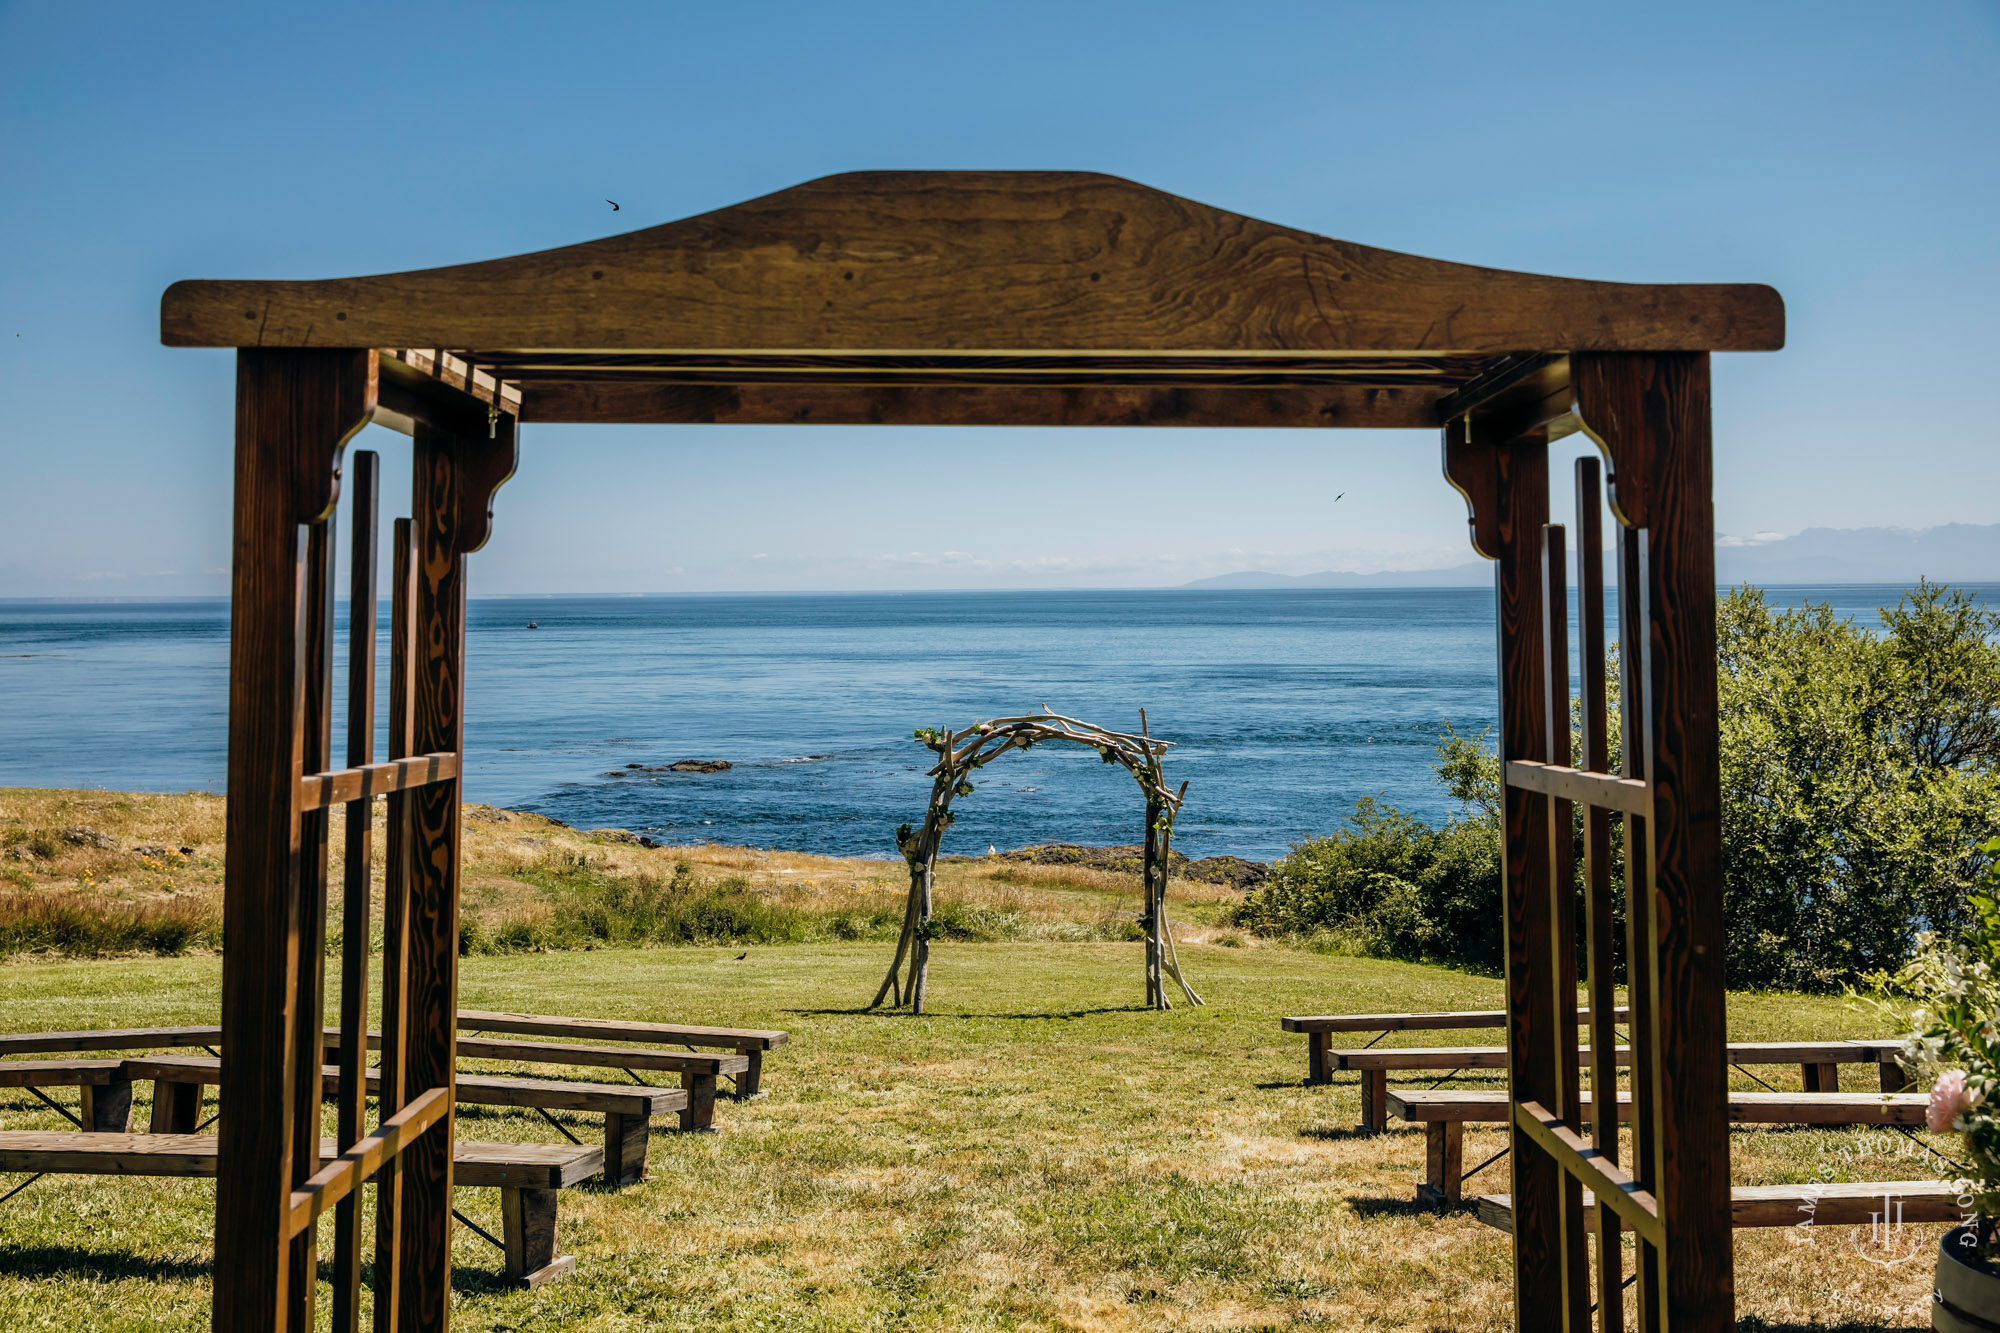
[323, 1032, 745, 1132]
[1387, 1088, 1929, 1205]
[0, 1059, 135, 1132]
[1338, 1041, 1892, 1133]
[1475, 1180, 1964, 1232]
[128, 1056, 685, 1186]
[0, 1026, 222, 1058]
[0, 1130, 600, 1287]
[458, 1009, 788, 1100]
[1281, 1008, 1632, 1085]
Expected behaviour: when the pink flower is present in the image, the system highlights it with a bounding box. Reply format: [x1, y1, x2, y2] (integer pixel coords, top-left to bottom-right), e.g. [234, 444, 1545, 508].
[1930, 1069, 1976, 1134]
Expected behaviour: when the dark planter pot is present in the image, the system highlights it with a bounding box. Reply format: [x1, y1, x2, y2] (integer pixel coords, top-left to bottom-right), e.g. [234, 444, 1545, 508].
[1937, 1225, 2000, 1332]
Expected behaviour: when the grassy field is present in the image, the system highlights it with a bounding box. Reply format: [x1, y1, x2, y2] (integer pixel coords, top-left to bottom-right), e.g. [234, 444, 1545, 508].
[0, 937, 1949, 1332]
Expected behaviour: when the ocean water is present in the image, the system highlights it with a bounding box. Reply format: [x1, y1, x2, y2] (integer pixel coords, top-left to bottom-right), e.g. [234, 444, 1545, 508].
[0, 586, 1982, 862]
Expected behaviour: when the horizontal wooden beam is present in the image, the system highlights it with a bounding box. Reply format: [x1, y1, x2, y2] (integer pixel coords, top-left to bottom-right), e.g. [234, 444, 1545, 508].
[1505, 760, 1650, 816]
[284, 1085, 450, 1239]
[520, 380, 1445, 428]
[298, 752, 458, 811]
[159, 172, 1786, 354]
[1513, 1098, 1663, 1245]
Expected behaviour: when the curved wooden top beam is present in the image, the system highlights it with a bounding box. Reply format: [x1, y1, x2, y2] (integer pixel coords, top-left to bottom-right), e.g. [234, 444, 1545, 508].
[162, 172, 1782, 356]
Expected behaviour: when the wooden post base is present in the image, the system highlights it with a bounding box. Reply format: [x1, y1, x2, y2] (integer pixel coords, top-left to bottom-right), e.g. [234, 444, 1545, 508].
[1356, 1068, 1388, 1135]
[1421, 1122, 1464, 1205]
[732, 1050, 765, 1100]
[679, 1071, 717, 1131]
[1307, 1031, 1332, 1086]
[500, 1186, 573, 1288]
[81, 1076, 133, 1133]
[603, 1112, 649, 1185]
[149, 1079, 203, 1134]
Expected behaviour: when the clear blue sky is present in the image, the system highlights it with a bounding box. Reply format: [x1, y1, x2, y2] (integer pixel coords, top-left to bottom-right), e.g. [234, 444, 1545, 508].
[2, 2, 1995, 596]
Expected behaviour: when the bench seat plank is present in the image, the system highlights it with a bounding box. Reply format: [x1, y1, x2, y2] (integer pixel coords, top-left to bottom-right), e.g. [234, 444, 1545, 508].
[1334, 1041, 1887, 1071]
[1282, 1008, 1629, 1035]
[1477, 1181, 1963, 1232]
[0, 1027, 221, 1057]
[1387, 1089, 1927, 1125]
[0, 1131, 600, 1189]
[0, 1059, 126, 1087]
[127, 1057, 686, 1117]
[458, 1009, 787, 1051]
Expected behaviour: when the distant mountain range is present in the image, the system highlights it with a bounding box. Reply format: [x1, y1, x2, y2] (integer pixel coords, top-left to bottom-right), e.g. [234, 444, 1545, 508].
[1182, 523, 2000, 590]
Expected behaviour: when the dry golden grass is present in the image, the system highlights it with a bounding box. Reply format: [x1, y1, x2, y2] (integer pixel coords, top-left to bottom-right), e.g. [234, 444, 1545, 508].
[0, 788, 1243, 958]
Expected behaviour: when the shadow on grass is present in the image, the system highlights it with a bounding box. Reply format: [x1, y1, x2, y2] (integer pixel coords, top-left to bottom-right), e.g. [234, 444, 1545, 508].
[1344, 1194, 1467, 1221]
[0, 1245, 211, 1283]
[781, 1006, 1148, 1020]
[1299, 1125, 1414, 1142]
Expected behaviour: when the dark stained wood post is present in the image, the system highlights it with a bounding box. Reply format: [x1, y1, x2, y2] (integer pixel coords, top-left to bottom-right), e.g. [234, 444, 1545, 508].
[1444, 414, 1584, 1324]
[1576, 353, 1733, 1331]
[374, 516, 417, 1333]
[215, 348, 375, 1333]
[333, 449, 380, 1332]
[398, 417, 515, 1333]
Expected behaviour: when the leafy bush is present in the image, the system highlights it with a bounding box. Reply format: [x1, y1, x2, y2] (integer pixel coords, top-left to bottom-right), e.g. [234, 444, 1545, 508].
[1240, 580, 2000, 991]
[1235, 797, 1504, 971]
[1720, 581, 2000, 989]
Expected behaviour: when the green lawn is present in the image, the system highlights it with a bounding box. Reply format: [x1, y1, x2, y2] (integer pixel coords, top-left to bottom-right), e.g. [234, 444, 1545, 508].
[0, 941, 1945, 1331]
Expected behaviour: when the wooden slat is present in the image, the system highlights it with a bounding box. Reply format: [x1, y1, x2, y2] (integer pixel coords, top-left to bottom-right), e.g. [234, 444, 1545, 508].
[1333, 1040, 1882, 1071]
[160, 172, 1785, 355]
[286, 1086, 450, 1239]
[399, 423, 470, 1332]
[1574, 452, 1624, 1331]
[1478, 1180, 1964, 1233]
[1515, 1099, 1664, 1246]
[297, 752, 460, 810]
[1387, 1089, 1926, 1126]
[521, 380, 1449, 430]
[0, 1059, 125, 1087]
[332, 447, 379, 1333]
[0, 1026, 223, 1056]
[1505, 759, 1651, 816]
[375, 515, 415, 1333]
[0, 1126, 597, 1191]
[290, 491, 338, 1332]
[456, 1010, 788, 1051]
[1281, 1007, 1629, 1034]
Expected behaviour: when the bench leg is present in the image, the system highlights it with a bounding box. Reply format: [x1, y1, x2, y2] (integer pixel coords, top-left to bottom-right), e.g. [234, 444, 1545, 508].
[679, 1072, 717, 1132]
[1416, 1122, 1463, 1207]
[499, 1186, 575, 1289]
[1803, 1062, 1839, 1093]
[150, 1080, 203, 1134]
[1307, 1032, 1331, 1086]
[732, 1049, 766, 1100]
[1356, 1069, 1387, 1136]
[80, 1074, 133, 1133]
[603, 1112, 650, 1185]
[1881, 1059, 1911, 1093]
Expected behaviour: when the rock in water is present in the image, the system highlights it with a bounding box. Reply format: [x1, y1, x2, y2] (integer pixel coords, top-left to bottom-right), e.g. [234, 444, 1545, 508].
[668, 759, 732, 773]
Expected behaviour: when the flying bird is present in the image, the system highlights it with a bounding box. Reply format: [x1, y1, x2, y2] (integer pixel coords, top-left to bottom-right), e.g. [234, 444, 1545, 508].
[1334, 492, 1345, 502]
[606, 199, 620, 211]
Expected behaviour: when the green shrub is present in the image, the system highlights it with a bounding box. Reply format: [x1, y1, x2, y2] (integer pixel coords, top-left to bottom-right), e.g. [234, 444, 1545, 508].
[1234, 798, 1504, 972]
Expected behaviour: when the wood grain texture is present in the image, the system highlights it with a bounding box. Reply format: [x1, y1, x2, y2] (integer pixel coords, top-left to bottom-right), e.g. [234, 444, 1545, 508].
[522, 380, 1444, 428]
[400, 425, 470, 1333]
[1280, 1008, 1628, 1034]
[215, 348, 376, 1333]
[161, 172, 1783, 354]
[1575, 353, 1734, 1332]
[456, 1010, 788, 1051]
[0, 1027, 223, 1056]
[334, 449, 379, 1333]
[291, 508, 335, 1333]
[1480, 1181, 1964, 1233]
[1387, 1090, 1925, 1126]
[298, 752, 459, 809]
[376, 516, 415, 1333]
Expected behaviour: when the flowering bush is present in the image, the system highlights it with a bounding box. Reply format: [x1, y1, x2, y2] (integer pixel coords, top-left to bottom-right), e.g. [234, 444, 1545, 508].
[1896, 836, 2000, 1246]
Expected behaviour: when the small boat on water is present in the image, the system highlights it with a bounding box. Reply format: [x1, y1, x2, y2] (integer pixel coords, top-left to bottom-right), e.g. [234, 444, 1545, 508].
[526, 621, 539, 629]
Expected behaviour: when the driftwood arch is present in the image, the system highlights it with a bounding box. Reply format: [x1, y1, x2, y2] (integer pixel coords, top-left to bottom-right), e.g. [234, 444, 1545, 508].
[163, 169, 1780, 1331]
[872, 710, 1204, 1015]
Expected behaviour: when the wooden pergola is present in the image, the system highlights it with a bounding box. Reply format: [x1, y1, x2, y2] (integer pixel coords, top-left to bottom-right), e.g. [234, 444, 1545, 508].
[162, 171, 1782, 1332]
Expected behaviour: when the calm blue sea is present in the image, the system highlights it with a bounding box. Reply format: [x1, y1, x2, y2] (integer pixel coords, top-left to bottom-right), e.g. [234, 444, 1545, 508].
[0, 587, 1984, 861]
